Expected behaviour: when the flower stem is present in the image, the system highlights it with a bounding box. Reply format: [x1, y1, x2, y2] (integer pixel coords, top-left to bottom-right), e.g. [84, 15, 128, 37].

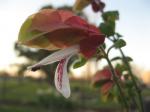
[119, 48, 144, 112]
[112, 36, 144, 112]
[99, 46, 129, 111]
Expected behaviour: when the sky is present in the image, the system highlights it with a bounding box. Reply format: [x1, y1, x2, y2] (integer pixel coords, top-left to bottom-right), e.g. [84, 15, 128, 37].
[0, 0, 150, 70]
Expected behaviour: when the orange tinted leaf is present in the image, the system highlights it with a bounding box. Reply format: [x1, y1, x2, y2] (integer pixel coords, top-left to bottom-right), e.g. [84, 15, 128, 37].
[18, 15, 45, 44]
[29, 9, 89, 49]
[31, 9, 62, 32]
[25, 35, 59, 50]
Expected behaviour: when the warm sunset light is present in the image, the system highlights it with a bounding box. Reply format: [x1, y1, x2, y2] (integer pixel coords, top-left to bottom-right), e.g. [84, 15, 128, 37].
[24, 70, 46, 79]
[141, 71, 150, 86]
[0, 0, 150, 112]
[70, 60, 97, 79]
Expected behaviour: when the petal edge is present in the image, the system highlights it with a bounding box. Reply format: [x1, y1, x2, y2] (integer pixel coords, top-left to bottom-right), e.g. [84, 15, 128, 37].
[55, 56, 72, 98]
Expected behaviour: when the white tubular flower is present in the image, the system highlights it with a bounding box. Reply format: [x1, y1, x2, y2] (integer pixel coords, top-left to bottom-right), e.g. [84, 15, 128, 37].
[28, 45, 80, 98]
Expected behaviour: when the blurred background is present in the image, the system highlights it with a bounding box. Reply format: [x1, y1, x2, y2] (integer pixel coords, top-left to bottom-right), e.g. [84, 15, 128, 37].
[0, 0, 150, 112]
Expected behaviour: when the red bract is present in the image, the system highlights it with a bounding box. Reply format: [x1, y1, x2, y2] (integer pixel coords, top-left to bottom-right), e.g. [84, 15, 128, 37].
[92, 67, 121, 94]
[19, 9, 105, 58]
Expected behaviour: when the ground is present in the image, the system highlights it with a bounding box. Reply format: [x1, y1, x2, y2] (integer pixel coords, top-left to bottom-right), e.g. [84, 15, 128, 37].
[0, 77, 149, 112]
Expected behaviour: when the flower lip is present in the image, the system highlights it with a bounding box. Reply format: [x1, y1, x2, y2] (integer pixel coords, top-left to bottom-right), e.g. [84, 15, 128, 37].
[27, 45, 80, 71]
[54, 56, 72, 98]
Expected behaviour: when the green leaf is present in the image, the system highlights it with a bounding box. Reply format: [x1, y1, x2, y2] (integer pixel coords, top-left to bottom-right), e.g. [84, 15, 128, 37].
[115, 64, 128, 73]
[102, 43, 106, 49]
[101, 92, 114, 102]
[99, 21, 115, 37]
[125, 80, 134, 89]
[18, 15, 44, 44]
[111, 56, 133, 62]
[125, 56, 133, 62]
[114, 39, 126, 48]
[102, 11, 119, 22]
[111, 85, 120, 97]
[115, 33, 123, 38]
[111, 56, 122, 62]
[73, 56, 87, 69]
[18, 15, 33, 42]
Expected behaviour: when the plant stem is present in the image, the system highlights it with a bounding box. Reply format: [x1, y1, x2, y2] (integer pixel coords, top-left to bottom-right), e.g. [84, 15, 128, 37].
[112, 36, 144, 112]
[99, 46, 129, 111]
[119, 48, 144, 112]
[107, 45, 114, 56]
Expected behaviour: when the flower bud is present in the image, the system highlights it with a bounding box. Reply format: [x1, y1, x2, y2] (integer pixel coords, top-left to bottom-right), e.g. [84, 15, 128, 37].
[91, 0, 105, 12]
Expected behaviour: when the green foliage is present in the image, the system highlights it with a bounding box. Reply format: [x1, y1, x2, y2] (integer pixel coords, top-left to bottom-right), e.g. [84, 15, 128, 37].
[125, 80, 134, 88]
[18, 16, 35, 42]
[100, 21, 115, 37]
[111, 56, 133, 62]
[114, 39, 126, 48]
[115, 63, 128, 74]
[111, 56, 122, 62]
[115, 33, 122, 38]
[124, 56, 133, 62]
[99, 11, 119, 37]
[73, 56, 87, 69]
[102, 11, 119, 22]
[100, 85, 120, 103]
[0, 78, 124, 112]
[37, 93, 74, 109]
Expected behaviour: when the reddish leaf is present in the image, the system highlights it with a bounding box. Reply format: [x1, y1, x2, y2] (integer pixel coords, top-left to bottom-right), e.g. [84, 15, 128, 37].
[46, 28, 87, 48]
[65, 16, 88, 30]
[92, 67, 121, 94]
[93, 67, 112, 83]
[31, 9, 63, 32]
[101, 81, 113, 94]
[58, 10, 75, 22]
